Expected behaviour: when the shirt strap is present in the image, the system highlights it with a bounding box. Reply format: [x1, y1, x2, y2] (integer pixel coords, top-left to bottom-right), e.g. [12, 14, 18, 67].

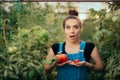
[79, 41, 86, 52]
[57, 42, 63, 54]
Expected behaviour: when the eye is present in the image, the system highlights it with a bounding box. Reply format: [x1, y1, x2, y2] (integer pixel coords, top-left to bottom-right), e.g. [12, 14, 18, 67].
[65, 25, 70, 29]
[73, 25, 79, 29]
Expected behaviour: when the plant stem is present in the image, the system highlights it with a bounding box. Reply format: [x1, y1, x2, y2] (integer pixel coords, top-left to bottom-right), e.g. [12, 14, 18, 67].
[3, 19, 9, 48]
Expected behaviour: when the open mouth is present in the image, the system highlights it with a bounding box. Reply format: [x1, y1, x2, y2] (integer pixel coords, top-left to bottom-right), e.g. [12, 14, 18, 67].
[70, 35, 75, 38]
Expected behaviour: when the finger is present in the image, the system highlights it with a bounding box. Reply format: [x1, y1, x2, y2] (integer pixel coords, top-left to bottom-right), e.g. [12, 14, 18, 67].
[56, 60, 71, 66]
[69, 62, 76, 65]
[76, 61, 86, 66]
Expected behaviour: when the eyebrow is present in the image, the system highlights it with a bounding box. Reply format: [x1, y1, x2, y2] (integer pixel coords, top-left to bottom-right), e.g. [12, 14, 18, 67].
[65, 24, 79, 26]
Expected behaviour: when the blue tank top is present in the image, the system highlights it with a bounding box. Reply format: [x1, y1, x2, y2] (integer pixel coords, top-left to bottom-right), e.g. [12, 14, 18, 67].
[56, 41, 88, 80]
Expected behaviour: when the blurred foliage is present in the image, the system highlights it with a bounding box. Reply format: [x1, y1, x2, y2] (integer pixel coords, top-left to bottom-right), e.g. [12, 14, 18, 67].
[0, 2, 68, 80]
[88, 2, 120, 80]
[81, 19, 96, 41]
[107, 2, 120, 11]
[0, 2, 67, 50]
[0, 2, 75, 80]
[0, 25, 49, 80]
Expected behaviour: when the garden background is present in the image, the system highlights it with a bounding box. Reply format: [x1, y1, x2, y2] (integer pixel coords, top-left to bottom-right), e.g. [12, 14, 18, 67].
[0, 1, 120, 80]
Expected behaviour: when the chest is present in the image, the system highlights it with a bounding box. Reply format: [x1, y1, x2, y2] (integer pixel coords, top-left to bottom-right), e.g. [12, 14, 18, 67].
[65, 45, 80, 54]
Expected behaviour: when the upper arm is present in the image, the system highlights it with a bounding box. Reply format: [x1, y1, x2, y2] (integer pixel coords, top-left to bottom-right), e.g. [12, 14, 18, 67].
[46, 47, 55, 60]
[91, 46, 104, 70]
[44, 47, 56, 72]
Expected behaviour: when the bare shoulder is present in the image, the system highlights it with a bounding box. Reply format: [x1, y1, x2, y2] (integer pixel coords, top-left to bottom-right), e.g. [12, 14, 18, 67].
[46, 47, 55, 60]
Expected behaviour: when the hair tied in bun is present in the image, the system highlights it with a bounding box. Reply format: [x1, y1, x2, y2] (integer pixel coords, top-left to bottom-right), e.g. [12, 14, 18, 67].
[69, 9, 78, 16]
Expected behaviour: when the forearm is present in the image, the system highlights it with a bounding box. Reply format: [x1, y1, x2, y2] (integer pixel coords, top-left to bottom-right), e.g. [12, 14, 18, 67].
[85, 62, 104, 72]
[44, 61, 56, 72]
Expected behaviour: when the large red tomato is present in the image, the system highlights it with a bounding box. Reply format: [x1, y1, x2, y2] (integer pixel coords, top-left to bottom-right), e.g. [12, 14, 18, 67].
[56, 54, 68, 63]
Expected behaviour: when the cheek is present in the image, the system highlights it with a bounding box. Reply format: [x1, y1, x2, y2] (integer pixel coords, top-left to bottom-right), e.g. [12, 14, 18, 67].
[65, 32, 70, 38]
[65, 32, 69, 37]
[76, 30, 81, 37]
[76, 29, 81, 34]
[64, 29, 69, 34]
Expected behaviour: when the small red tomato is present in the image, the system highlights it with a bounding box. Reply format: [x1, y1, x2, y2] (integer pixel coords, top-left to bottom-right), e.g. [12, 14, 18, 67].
[74, 59, 79, 64]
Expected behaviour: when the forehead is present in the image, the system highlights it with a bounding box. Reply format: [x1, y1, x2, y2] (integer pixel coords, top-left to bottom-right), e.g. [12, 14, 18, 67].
[65, 19, 79, 25]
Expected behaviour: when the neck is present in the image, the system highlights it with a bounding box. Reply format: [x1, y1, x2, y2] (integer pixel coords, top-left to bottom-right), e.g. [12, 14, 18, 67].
[65, 39, 80, 46]
[65, 40, 81, 54]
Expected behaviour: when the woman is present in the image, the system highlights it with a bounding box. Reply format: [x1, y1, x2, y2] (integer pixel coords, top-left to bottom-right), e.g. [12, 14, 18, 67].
[44, 9, 104, 80]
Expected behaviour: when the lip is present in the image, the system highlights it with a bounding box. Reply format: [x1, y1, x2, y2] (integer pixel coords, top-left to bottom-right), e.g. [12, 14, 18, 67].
[69, 35, 75, 39]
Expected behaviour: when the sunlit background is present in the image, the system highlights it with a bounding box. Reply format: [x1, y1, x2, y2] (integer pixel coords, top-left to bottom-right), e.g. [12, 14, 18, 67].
[39, 2, 109, 21]
[3, 2, 109, 21]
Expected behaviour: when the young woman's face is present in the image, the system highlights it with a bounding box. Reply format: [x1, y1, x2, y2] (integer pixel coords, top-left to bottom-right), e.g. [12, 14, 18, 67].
[64, 19, 81, 43]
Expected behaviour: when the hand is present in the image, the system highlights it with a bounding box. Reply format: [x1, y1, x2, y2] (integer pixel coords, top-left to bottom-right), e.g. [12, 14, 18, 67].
[69, 61, 86, 67]
[56, 60, 72, 66]
[51, 60, 58, 67]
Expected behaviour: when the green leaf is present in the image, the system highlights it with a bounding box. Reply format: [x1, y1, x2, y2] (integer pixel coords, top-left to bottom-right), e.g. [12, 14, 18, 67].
[28, 70, 34, 80]
[4, 69, 8, 77]
[41, 60, 52, 65]
[8, 71, 19, 79]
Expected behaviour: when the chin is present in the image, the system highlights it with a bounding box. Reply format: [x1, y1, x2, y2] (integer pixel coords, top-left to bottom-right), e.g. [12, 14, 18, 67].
[70, 40, 76, 43]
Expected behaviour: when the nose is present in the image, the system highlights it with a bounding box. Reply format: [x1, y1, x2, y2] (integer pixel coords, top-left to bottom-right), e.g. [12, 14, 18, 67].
[70, 28, 74, 33]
